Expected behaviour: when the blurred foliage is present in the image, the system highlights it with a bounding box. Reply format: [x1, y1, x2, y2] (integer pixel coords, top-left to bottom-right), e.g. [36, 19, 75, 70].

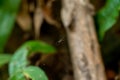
[0, 0, 56, 79]
[0, 54, 12, 67]
[96, 0, 120, 41]
[10, 66, 48, 80]
[0, 0, 21, 52]
[23, 66, 48, 80]
[9, 41, 56, 80]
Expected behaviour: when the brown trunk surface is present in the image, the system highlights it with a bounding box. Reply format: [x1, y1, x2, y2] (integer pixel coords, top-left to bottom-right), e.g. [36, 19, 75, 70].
[61, 0, 106, 80]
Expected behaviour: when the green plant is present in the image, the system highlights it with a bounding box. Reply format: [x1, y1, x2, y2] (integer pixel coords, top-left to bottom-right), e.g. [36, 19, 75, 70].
[0, 0, 21, 68]
[0, 0, 21, 52]
[9, 41, 56, 80]
[0, 54, 12, 67]
[0, 40, 56, 80]
[0, 0, 57, 80]
[96, 0, 120, 41]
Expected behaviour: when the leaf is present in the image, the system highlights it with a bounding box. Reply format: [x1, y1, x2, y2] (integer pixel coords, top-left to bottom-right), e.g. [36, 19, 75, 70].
[96, 0, 120, 41]
[9, 49, 28, 76]
[22, 41, 56, 54]
[23, 66, 48, 80]
[10, 66, 48, 80]
[9, 71, 26, 80]
[0, 0, 21, 52]
[0, 54, 12, 67]
[9, 40, 56, 76]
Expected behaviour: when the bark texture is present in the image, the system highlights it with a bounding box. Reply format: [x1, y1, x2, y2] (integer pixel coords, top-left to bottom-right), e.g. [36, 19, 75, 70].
[61, 0, 106, 80]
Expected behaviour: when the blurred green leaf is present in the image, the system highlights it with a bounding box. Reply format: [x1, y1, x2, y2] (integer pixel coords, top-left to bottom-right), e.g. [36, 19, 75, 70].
[9, 40, 56, 77]
[9, 49, 28, 77]
[10, 66, 48, 80]
[23, 41, 56, 54]
[0, 0, 21, 52]
[23, 66, 48, 80]
[0, 54, 12, 67]
[96, 0, 120, 41]
[9, 71, 26, 80]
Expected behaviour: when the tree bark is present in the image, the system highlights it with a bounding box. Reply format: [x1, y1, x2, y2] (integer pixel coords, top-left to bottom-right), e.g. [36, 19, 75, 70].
[61, 0, 106, 80]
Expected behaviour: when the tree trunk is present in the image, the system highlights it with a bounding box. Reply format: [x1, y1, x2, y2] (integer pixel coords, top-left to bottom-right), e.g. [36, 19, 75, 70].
[61, 0, 106, 80]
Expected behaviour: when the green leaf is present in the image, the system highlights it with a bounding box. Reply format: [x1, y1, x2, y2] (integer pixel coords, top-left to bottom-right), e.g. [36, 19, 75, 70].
[23, 66, 48, 80]
[9, 49, 28, 76]
[22, 41, 56, 54]
[9, 41, 56, 76]
[0, 0, 21, 52]
[9, 71, 26, 80]
[96, 0, 120, 41]
[0, 54, 12, 67]
[9, 66, 48, 80]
